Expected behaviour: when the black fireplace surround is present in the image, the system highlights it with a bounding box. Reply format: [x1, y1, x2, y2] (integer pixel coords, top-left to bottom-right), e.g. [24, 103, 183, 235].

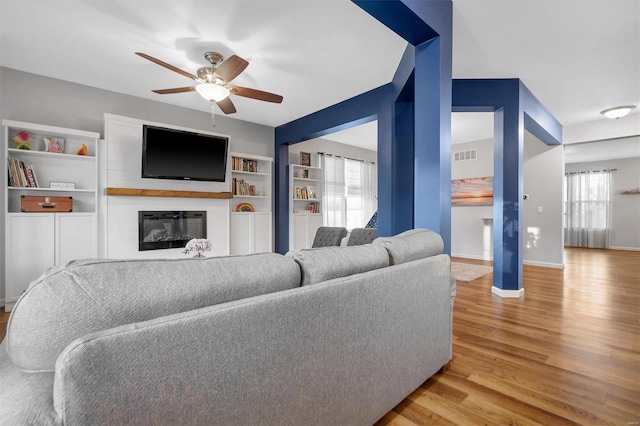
[138, 211, 206, 251]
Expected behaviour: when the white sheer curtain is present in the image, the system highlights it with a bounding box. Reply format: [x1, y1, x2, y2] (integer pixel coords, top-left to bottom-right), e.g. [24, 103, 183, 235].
[564, 170, 612, 248]
[359, 161, 377, 227]
[321, 154, 346, 226]
[320, 153, 377, 229]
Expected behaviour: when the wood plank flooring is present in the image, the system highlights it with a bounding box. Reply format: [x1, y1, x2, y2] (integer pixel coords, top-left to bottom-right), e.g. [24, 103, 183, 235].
[0, 248, 637, 425]
[377, 248, 640, 426]
[0, 306, 8, 344]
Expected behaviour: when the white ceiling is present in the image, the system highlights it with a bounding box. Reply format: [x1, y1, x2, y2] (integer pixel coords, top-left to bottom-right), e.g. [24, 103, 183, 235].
[1, 0, 638, 141]
[564, 136, 640, 163]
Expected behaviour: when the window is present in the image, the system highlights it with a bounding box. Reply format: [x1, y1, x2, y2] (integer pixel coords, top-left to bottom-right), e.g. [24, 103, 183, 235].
[564, 170, 611, 248]
[322, 155, 376, 229]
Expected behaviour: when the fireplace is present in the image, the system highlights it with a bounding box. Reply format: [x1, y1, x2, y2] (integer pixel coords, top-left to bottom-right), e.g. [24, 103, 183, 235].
[138, 211, 206, 251]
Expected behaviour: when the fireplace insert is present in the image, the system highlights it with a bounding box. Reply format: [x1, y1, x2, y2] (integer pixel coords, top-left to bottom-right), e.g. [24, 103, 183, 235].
[138, 211, 206, 251]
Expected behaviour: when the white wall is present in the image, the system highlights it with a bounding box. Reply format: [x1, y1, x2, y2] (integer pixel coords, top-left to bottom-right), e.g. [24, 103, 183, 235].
[451, 138, 494, 259]
[103, 115, 231, 259]
[565, 157, 640, 250]
[287, 137, 377, 166]
[0, 67, 275, 305]
[523, 131, 565, 267]
[451, 134, 565, 268]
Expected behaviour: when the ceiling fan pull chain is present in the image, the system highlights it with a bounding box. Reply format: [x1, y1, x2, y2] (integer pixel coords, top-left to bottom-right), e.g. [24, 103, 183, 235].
[211, 101, 216, 127]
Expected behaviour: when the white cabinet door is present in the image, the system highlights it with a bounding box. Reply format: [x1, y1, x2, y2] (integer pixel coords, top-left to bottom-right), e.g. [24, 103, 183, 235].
[231, 213, 253, 255]
[56, 213, 97, 264]
[308, 214, 323, 246]
[231, 212, 272, 255]
[291, 213, 309, 251]
[253, 213, 272, 254]
[291, 213, 324, 250]
[5, 214, 55, 307]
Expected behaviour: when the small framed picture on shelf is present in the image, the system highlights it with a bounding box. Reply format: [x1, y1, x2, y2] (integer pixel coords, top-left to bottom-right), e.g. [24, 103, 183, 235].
[300, 151, 311, 166]
[49, 181, 76, 190]
[298, 168, 308, 178]
[43, 137, 65, 154]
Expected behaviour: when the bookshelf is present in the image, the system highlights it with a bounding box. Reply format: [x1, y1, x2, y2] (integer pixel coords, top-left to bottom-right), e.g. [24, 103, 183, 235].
[289, 163, 323, 250]
[3, 119, 99, 310]
[230, 152, 272, 254]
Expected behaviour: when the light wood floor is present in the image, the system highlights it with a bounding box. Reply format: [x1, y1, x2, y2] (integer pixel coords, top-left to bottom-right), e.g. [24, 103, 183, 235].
[378, 248, 640, 425]
[0, 248, 637, 425]
[0, 306, 8, 343]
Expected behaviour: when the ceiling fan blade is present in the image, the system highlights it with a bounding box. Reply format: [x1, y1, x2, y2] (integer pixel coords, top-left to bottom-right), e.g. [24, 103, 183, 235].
[217, 97, 237, 114]
[152, 86, 196, 94]
[228, 85, 283, 103]
[135, 52, 198, 81]
[215, 55, 249, 83]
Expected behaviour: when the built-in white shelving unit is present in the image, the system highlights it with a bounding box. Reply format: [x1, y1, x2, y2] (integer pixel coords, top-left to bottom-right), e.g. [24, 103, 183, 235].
[3, 119, 99, 310]
[289, 163, 323, 250]
[230, 152, 273, 254]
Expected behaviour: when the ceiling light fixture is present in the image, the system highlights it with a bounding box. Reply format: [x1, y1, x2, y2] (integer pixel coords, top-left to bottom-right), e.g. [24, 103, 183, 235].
[195, 83, 230, 102]
[600, 105, 636, 119]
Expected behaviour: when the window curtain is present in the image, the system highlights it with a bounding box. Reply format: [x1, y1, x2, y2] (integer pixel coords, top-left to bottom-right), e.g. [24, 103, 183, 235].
[360, 160, 377, 227]
[564, 170, 612, 248]
[320, 153, 377, 229]
[321, 154, 346, 226]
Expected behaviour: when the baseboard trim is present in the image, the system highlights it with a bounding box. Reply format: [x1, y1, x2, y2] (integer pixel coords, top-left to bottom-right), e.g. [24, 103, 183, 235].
[451, 253, 493, 261]
[491, 286, 525, 298]
[609, 246, 640, 251]
[523, 260, 565, 269]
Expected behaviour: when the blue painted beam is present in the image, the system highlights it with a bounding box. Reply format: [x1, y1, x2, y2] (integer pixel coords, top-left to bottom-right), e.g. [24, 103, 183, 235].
[352, 0, 439, 45]
[357, 0, 453, 252]
[274, 0, 453, 254]
[452, 79, 561, 293]
[274, 86, 395, 253]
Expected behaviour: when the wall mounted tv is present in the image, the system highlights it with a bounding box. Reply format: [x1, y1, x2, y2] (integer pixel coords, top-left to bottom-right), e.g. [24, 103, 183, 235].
[142, 125, 229, 182]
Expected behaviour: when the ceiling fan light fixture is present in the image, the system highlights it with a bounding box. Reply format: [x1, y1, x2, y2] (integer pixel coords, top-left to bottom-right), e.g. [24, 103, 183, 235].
[600, 105, 636, 119]
[196, 83, 230, 102]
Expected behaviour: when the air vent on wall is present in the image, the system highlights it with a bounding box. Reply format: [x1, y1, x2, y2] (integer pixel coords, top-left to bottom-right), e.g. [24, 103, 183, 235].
[453, 149, 477, 162]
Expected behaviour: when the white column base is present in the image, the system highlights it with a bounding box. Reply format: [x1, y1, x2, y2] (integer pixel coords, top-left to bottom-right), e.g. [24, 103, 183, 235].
[491, 286, 525, 298]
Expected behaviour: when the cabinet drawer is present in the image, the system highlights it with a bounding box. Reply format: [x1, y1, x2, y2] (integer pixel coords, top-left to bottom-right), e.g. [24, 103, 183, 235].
[21, 195, 73, 212]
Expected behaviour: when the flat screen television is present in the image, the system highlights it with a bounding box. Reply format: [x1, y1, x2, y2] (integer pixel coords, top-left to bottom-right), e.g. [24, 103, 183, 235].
[141, 125, 229, 182]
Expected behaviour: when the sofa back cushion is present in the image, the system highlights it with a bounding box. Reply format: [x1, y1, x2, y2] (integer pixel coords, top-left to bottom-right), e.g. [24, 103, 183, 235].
[7, 253, 301, 372]
[373, 228, 444, 265]
[289, 244, 389, 286]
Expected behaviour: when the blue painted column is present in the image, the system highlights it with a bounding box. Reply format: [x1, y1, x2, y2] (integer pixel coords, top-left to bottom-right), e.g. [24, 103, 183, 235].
[492, 104, 524, 293]
[355, 0, 453, 253]
[453, 79, 561, 296]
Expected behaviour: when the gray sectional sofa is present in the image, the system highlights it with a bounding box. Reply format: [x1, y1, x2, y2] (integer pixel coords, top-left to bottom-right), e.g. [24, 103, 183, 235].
[0, 228, 455, 425]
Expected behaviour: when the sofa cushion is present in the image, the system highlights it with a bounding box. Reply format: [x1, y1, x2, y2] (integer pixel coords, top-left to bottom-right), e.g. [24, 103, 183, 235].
[373, 228, 444, 265]
[7, 253, 301, 372]
[0, 342, 57, 424]
[288, 244, 389, 286]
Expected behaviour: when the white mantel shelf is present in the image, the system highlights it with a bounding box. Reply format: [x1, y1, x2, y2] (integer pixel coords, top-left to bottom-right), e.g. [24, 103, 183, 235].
[105, 187, 233, 199]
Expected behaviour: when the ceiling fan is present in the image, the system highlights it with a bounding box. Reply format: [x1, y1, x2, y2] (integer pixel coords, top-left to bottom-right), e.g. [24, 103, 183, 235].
[135, 51, 283, 114]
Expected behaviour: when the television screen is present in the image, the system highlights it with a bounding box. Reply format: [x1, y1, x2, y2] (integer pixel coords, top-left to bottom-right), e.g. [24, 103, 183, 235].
[142, 125, 229, 182]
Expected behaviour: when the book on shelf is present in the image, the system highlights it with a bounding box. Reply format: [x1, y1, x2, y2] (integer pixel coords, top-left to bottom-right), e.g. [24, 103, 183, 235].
[306, 202, 319, 213]
[295, 186, 310, 200]
[306, 185, 316, 199]
[233, 157, 259, 173]
[232, 178, 258, 196]
[7, 157, 38, 188]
